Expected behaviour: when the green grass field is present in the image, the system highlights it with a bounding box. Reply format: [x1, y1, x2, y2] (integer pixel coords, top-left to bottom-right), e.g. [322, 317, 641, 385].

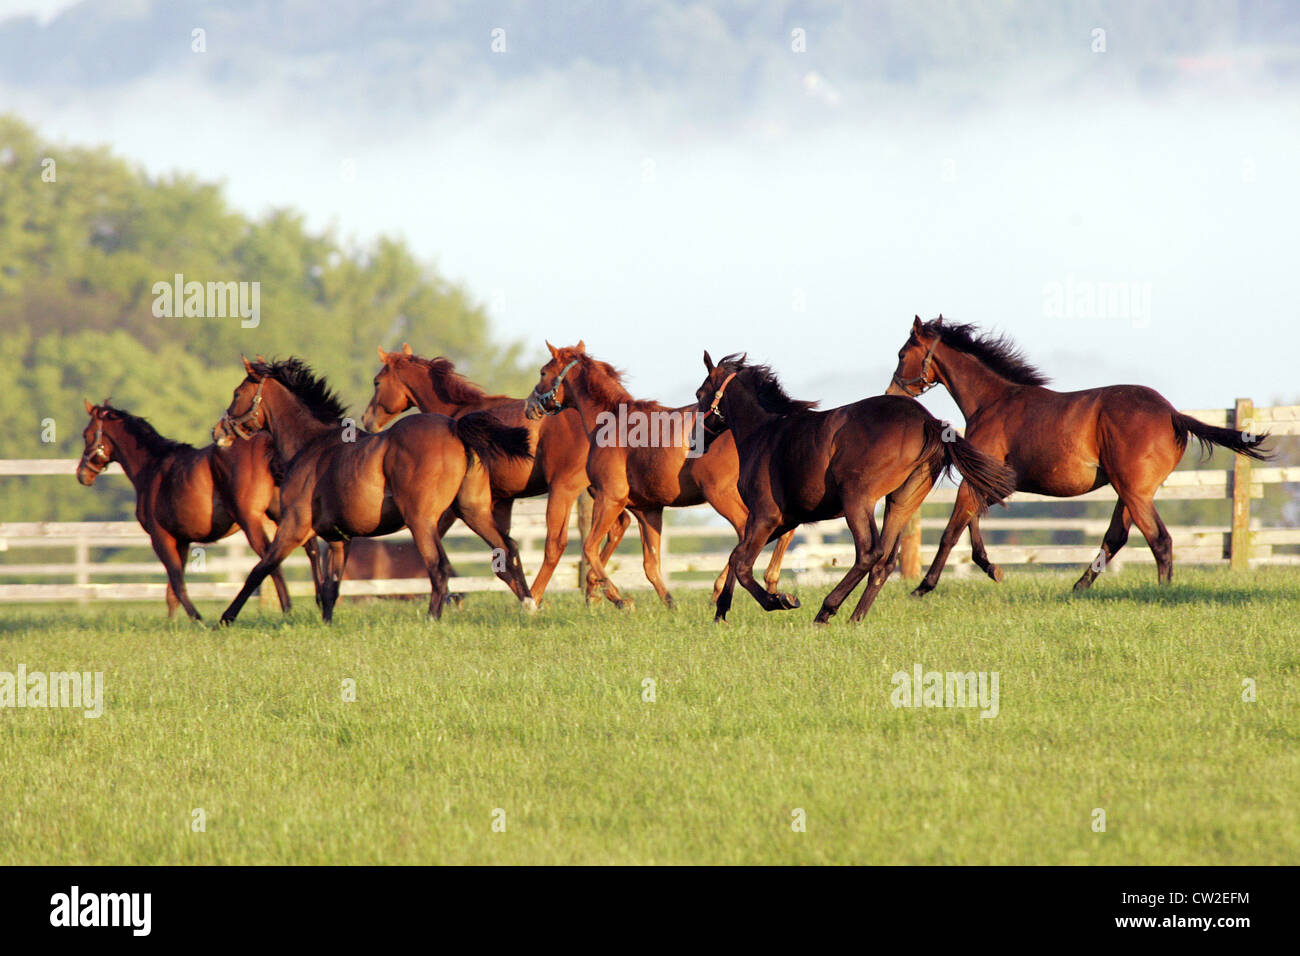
[1, 566, 1297, 865]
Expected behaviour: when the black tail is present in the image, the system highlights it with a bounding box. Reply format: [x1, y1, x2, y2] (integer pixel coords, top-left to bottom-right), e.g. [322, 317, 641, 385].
[453, 412, 534, 466]
[1173, 413, 1272, 461]
[923, 418, 1017, 512]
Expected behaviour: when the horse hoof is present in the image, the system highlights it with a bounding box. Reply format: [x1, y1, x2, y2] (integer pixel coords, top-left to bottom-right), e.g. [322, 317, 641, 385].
[1072, 578, 1091, 592]
[777, 592, 800, 610]
[988, 566, 1004, 583]
[521, 597, 538, 614]
[448, 593, 466, 610]
[618, 598, 636, 611]
[910, 585, 932, 599]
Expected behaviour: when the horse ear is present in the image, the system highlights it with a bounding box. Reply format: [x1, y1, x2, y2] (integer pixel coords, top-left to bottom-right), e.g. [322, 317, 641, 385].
[241, 355, 255, 375]
[84, 397, 95, 414]
[546, 341, 559, 359]
[401, 342, 413, 356]
[575, 340, 586, 353]
[377, 345, 389, 361]
[703, 350, 714, 371]
[936, 314, 944, 324]
[912, 315, 924, 334]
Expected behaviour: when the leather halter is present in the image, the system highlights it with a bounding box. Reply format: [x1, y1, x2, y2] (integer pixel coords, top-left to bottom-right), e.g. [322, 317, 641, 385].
[531, 358, 579, 416]
[892, 335, 942, 397]
[79, 418, 112, 476]
[217, 377, 267, 440]
[706, 371, 738, 422]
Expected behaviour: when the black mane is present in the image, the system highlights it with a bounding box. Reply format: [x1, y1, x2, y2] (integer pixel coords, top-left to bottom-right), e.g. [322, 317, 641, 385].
[924, 320, 1050, 387]
[249, 357, 348, 423]
[98, 402, 193, 456]
[718, 353, 819, 415]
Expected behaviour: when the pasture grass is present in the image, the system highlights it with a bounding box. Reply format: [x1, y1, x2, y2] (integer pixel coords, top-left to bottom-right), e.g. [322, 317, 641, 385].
[0, 565, 1297, 865]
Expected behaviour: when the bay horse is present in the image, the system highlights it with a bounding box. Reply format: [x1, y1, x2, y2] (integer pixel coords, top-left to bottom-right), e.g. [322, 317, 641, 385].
[77, 400, 293, 620]
[695, 352, 1017, 624]
[886, 316, 1272, 593]
[361, 343, 633, 603]
[523, 342, 793, 609]
[211, 356, 535, 624]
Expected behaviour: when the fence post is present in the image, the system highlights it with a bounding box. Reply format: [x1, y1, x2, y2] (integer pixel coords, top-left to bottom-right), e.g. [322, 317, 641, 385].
[1230, 397, 1254, 571]
[900, 511, 922, 578]
[576, 490, 593, 591]
[74, 536, 90, 603]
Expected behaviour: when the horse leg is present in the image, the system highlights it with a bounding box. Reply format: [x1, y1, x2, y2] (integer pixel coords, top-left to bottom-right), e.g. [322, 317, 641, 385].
[406, 521, 451, 620]
[221, 519, 315, 626]
[241, 516, 292, 613]
[165, 582, 180, 619]
[583, 491, 635, 609]
[631, 507, 674, 608]
[434, 509, 464, 608]
[727, 511, 799, 617]
[763, 530, 794, 594]
[913, 480, 982, 597]
[814, 498, 881, 625]
[304, 537, 324, 608]
[1073, 499, 1132, 591]
[1125, 494, 1173, 585]
[589, 508, 632, 603]
[319, 540, 348, 622]
[528, 479, 583, 604]
[966, 515, 1003, 583]
[848, 476, 931, 622]
[451, 486, 535, 609]
[151, 531, 202, 621]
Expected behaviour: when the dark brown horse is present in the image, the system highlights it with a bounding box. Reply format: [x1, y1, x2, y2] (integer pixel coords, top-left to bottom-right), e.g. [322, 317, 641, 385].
[524, 342, 792, 609]
[886, 316, 1272, 592]
[77, 400, 293, 619]
[695, 353, 1017, 624]
[212, 356, 535, 624]
[361, 343, 632, 603]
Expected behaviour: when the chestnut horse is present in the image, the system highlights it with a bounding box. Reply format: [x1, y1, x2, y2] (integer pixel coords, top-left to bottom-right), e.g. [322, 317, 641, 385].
[361, 344, 632, 603]
[524, 342, 792, 609]
[886, 316, 1272, 592]
[212, 357, 535, 624]
[77, 400, 293, 620]
[695, 352, 1017, 624]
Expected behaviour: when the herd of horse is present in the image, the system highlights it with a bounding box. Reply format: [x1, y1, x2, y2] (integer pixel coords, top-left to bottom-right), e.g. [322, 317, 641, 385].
[76, 316, 1271, 626]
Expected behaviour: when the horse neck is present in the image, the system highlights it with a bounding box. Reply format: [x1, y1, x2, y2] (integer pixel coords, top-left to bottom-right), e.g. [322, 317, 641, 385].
[719, 379, 782, 447]
[262, 384, 337, 461]
[102, 422, 160, 490]
[566, 364, 632, 437]
[934, 344, 1016, 419]
[405, 366, 464, 416]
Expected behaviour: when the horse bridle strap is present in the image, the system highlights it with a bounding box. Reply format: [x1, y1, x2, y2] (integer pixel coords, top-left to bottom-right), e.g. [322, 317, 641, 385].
[535, 359, 580, 414]
[708, 371, 738, 421]
[218, 378, 267, 440]
[80, 419, 111, 475]
[893, 336, 942, 396]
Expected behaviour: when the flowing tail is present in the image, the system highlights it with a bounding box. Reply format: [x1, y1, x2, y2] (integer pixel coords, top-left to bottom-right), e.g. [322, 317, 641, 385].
[923, 418, 1018, 512]
[452, 411, 534, 466]
[1173, 413, 1272, 461]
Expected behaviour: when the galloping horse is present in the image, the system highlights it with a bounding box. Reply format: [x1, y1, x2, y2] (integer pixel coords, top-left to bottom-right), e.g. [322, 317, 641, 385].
[524, 342, 792, 609]
[212, 356, 535, 623]
[886, 316, 1272, 592]
[362, 344, 632, 603]
[695, 353, 1017, 624]
[77, 400, 293, 619]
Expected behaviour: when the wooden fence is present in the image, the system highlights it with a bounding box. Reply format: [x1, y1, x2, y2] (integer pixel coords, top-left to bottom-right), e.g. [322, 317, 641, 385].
[2, 401, 1297, 603]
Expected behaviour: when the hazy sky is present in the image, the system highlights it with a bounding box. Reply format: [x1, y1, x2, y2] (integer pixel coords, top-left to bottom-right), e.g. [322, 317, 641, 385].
[3, 1, 1299, 422]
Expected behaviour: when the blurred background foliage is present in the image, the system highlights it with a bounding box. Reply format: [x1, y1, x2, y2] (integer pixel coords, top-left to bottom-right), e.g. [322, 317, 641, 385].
[0, 115, 536, 520]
